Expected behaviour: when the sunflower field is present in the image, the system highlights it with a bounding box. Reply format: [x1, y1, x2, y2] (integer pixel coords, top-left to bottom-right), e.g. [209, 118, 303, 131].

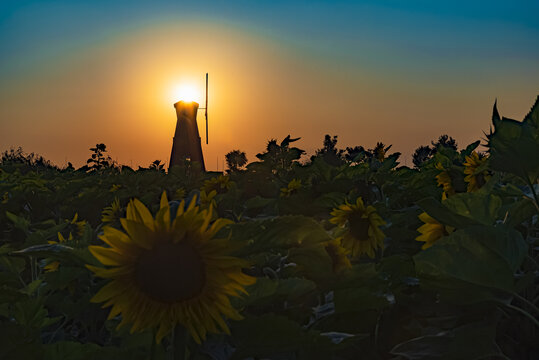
[1, 98, 538, 360]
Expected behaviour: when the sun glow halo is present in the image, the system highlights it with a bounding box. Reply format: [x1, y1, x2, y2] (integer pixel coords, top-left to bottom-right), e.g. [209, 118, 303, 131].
[171, 84, 201, 104]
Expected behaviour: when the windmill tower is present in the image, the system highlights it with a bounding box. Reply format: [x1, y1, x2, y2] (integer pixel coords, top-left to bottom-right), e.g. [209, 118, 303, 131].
[169, 73, 209, 171]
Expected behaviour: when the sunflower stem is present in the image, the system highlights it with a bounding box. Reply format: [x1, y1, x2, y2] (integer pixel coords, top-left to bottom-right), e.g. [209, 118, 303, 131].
[524, 175, 539, 214]
[171, 325, 188, 360]
[149, 329, 156, 360]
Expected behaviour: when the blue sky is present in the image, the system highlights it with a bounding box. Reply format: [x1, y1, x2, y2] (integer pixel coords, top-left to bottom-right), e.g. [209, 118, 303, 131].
[2, 0, 538, 76]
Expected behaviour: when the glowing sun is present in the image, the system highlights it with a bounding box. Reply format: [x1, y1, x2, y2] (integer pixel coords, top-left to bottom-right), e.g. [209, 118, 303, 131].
[171, 84, 201, 103]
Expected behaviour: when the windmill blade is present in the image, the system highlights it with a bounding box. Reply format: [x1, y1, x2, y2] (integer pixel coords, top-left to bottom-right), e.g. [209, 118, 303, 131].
[205, 73, 208, 144]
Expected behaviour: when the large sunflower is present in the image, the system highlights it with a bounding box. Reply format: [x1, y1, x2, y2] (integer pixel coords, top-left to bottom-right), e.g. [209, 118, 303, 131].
[435, 162, 455, 200]
[463, 151, 490, 192]
[87, 192, 255, 344]
[415, 212, 454, 250]
[330, 197, 386, 258]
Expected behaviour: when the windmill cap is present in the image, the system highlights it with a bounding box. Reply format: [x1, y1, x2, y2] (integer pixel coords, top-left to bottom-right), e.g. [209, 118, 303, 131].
[174, 100, 199, 108]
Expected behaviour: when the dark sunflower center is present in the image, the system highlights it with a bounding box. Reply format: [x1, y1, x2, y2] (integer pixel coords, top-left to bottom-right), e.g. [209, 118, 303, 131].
[348, 212, 370, 241]
[134, 240, 206, 303]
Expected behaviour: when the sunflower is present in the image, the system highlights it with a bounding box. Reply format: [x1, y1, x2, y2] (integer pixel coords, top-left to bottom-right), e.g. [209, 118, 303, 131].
[200, 190, 217, 212]
[463, 152, 490, 192]
[110, 184, 122, 192]
[280, 179, 302, 198]
[87, 192, 255, 344]
[202, 175, 231, 195]
[174, 187, 186, 200]
[330, 197, 386, 258]
[58, 213, 86, 238]
[53, 232, 73, 244]
[45, 232, 74, 272]
[415, 212, 455, 250]
[435, 162, 455, 200]
[44, 261, 60, 272]
[102, 197, 122, 224]
[325, 238, 351, 273]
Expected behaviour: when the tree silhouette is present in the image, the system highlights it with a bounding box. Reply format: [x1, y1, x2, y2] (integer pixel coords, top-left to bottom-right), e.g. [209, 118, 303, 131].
[412, 145, 435, 168]
[313, 134, 345, 166]
[225, 150, 247, 172]
[1, 147, 58, 171]
[365, 142, 392, 162]
[431, 134, 457, 150]
[344, 145, 366, 163]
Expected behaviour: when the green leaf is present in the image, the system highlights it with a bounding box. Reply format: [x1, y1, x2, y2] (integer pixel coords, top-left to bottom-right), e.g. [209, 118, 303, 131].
[391, 322, 504, 360]
[334, 287, 391, 314]
[236, 277, 316, 308]
[501, 197, 537, 227]
[416, 197, 477, 228]
[442, 192, 502, 225]
[460, 140, 480, 157]
[0, 286, 28, 303]
[487, 97, 539, 182]
[230, 314, 333, 359]
[26, 222, 68, 245]
[286, 243, 333, 283]
[0, 253, 26, 275]
[5, 211, 30, 233]
[11, 244, 87, 266]
[43, 341, 149, 360]
[22, 279, 43, 295]
[0, 244, 13, 256]
[12, 298, 60, 329]
[313, 192, 346, 209]
[42, 266, 89, 291]
[524, 95, 539, 128]
[243, 196, 275, 210]
[229, 215, 332, 256]
[414, 225, 527, 294]
[417, 191, 502, 228]
[0, 322, 42, 360]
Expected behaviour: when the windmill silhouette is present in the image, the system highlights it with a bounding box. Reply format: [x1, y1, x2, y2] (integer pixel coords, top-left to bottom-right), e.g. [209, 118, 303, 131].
[169, 73, 209, 171]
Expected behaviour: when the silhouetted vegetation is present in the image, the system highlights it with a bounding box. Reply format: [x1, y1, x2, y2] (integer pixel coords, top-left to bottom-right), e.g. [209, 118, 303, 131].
[1, 147, 59, 172]
[0, 97, 538, 359]
[412, 145, 435, 168]
[225, 149, 247, 172]
[432, 134, 458, 150]
[312, 134, 345, 166]
[86, 143, 116, 172]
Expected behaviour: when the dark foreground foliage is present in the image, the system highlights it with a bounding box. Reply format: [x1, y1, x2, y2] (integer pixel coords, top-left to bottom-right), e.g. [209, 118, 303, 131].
[0, 97, 538, 359]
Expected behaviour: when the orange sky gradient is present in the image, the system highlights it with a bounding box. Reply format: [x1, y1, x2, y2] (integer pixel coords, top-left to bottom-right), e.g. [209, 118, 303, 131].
[0, 21, 537, 170]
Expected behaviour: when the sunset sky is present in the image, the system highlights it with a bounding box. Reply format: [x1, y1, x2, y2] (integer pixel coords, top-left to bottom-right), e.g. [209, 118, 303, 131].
[1, 0, 538, 170]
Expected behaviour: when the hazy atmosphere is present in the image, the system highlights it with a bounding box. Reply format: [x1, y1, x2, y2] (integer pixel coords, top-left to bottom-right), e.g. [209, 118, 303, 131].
[1, 0, 538, 169]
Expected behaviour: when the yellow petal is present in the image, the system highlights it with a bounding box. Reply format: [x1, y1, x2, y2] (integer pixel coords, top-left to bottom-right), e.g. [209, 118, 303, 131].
[86, 264, 133, 279]
[91, 280, 129, 303]
[155, 320, 174, 344]
[89, 246, 131, 266]
[131, 199, 155, 229]
[120, 218, 153, 249]
[99, 227, 134, 254]
[418, 212, 435, 224]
